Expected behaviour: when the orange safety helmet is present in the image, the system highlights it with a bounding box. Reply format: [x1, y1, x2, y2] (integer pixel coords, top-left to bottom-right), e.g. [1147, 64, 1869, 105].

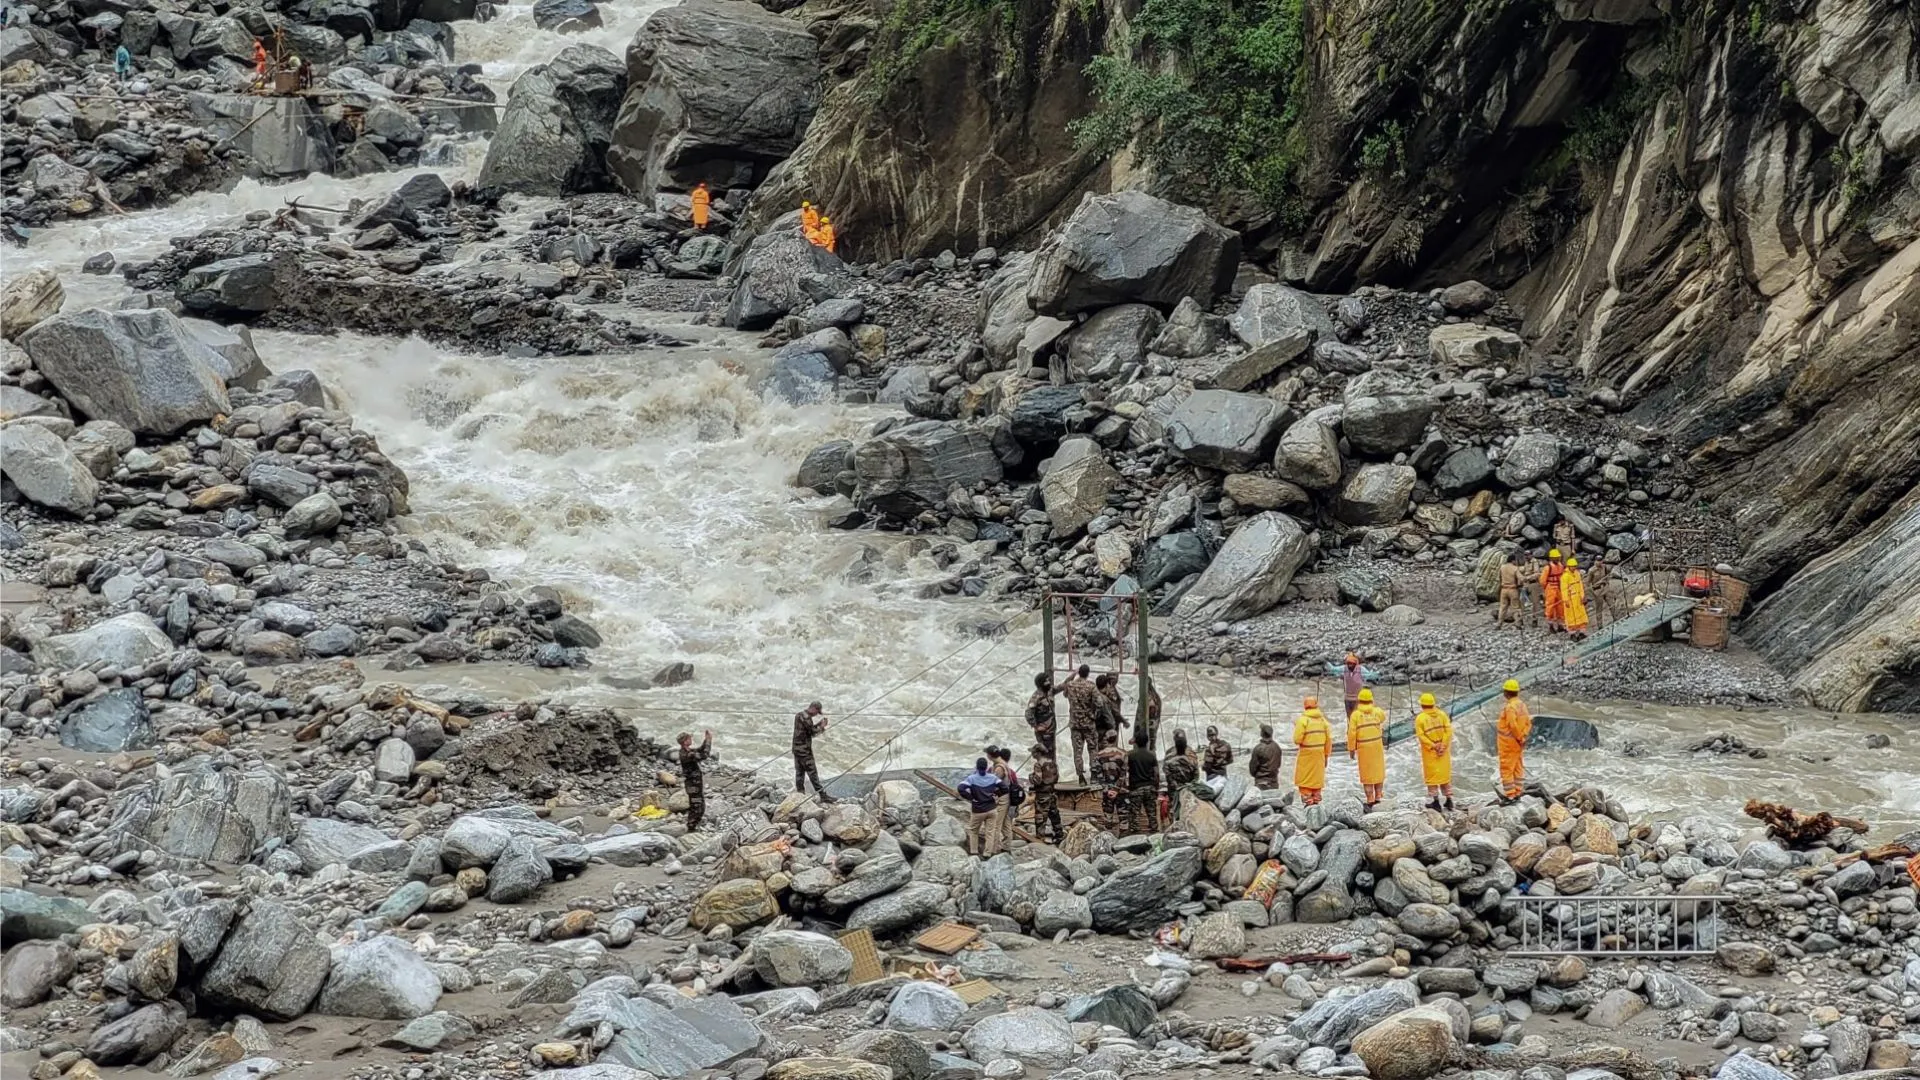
[1303, 696, 1319, 710]
[1345, 653, 1359, 666]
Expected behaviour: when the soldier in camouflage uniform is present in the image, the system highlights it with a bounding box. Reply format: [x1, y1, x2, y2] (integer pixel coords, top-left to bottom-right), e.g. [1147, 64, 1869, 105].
[1094, 728, 1128, 820]
[1060, 664, 1101, 784]
[792, 701, 832, 799]
[1028, 741, 1061, 842]
[1202, 724, 1234, 780]
[677, 730, 712, 830]
[1163, 728, 1200, 790]
[1025, 672, 1062, 758]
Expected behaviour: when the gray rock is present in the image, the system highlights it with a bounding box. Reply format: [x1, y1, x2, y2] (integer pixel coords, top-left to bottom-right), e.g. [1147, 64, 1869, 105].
[382, 1011, 477, 1052]
[886, 979, 968, 1031]
[1584, 988, 1646, 1030]
[1292, 981, 1420, 1049]
[796, 440, 854, 494]
[1032, 889, 1091, 935]
[1394, 903, 1460, 939]
[479, 44, 627, 195]
[1027, 191, 1239, 316]
[283, 491, 343, 538]
[584, 990, 761, 1075]
[1433, 446, 1492, 496]
[1166, 389, 1287, 471]
[31, 612, 172, 671]
[1428, 324, 1523, 367]
[1006, 384, 1085, 452]
[1149, 296, 1220, 358]
[962, 1007, 1078, 1068]
[1497, 433, 1561, 487]
[1439, 281, 1497, 313]
[549, 615, 603, 649]
[1342, 396, 1436, 457]
[180, 318, 269, 389]
[876, 366, 932, 406]
[376, 882, 431, 923]
[845, 881, 946, 935]
[0, 939, 74, 1006]
[1089, 845, 1202, 931]
[1068, 303, 1162, 378]
[606, 0, 820, 197]
[0, 423, 98, 515]
[1231, 284, 1336, 350]
[486, 838, 554, 903]
[111, 762, 292, 864]
[1172, 512, 1311, 623]
[1827, 859, 1876, 897]
[843, 1030, 931, 1080]
[768, 347, 837, 405]
[1336, 464, 1417, 526]
[20, 308, 231, 435]
[304, 624, 360, 658]
[753, 930, 853, 987]
[1188, 910, 1247, 958]
[583, 831, 676, 867]
[59, 688, 154, 753]
[199, 900, 332, 1020]
[292, 818, 391, 870]
[978, 253, 1038, 365]
[1715, 1055, 1796, 1080]
[1823, 1019, 1871, 1073]
[86, 1002, 185, 1066]
[852, 421, 1002, 519]
[1040, 436, 1118, 537]
[533, 0, 603, 30]
[1065, 983, 1156, 1037]
[174, 251, 295, 317]
[1641, 970, 1715, 1012]
[316, 936, 441, 1019]
[822, 853, 913, 908]
[1295, 829, 1368, 923]
[1273, 418, 1343, 490]
[0, 890, 95, 946]
[1, 267, 63, 338]
[440, 815, 513, 869]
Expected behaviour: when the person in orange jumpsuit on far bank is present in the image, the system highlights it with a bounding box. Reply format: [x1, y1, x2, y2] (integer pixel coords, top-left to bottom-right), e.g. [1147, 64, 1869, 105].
[817, 216, 836, 254]
[1540, 549, 1566, 633]
[690, 182, 710, 229]
[1292, 697, 1332, 807]
[1561, 557, 1589, 640]
[1346, 688, 1387, 811]
[1496, 680, 1532, 803]
[800, 200, 820, 235]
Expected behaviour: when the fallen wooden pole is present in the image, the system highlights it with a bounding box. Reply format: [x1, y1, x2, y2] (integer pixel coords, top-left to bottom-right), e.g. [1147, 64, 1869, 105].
[914, 769, 1039, 844]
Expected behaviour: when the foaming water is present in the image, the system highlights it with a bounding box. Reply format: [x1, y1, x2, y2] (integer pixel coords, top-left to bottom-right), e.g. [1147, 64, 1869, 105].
[457, 0, 672, 95]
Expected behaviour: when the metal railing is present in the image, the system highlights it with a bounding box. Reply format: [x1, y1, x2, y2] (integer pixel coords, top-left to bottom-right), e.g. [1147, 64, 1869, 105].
[1507, 893, 1733, 957]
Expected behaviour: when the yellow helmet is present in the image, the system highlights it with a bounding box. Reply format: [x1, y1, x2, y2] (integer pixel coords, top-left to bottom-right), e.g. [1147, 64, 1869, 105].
[822, 216, 832, 223]
[1503, 679, 1521, 693]
[802, 200, 811, 207]
[1357, 688, 1373, 703]
[1548, 549, 1562, 559]
[1419, 692, 1436, 707]
[1566, 557, 1579, 567]
[1303, 696, 1319, 709]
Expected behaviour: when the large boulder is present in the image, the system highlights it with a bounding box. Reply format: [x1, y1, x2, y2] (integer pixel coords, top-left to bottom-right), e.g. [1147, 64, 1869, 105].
[1341, 396, 1436, 457]
[722, 222, 850, 330]
[0, 890, 95, 945]
[1, 267, 63, 337]
[477, 45, 627, 195]
[1428, 324, 1522, 367]
[752, 930, 853, 987]
[1336, 464, 1417, 526]
[317, 936, 441, 1019]
[1006, 384, 1086, 454]
[607, 0, 820, 197]
[690, 879, 779, 931]
[1139, 531, 1210, 591]
[1173, 513, 1312, 623]
[1040, 436, 1117, 537]
[1350, 1004, 1459, 1080]
[1230, 284, 1336, 350]
[20, 309, 230, 435]
[886, 980, 967, 1032]
[174, 252, 298, 319]
[979, 253, 1038, 365]
[198, 901, 332, 1020]
[0, 939, 74, 1006]
[852, 421, 1002, 519]
[1432, 446, 1492, 496]
[185, 94, 333, 178]
[1496, 432, 1561, 487]
[1067, 303, 1162, 379]
[1273, 418, 1343, 490]
[1088, 845, 1202, 931]
[59, 688, 155, 753]
[0, 423, 97, 515]
[1027, 191, 1239, 316]
[108, 761, 294, 863]
[845, 882, 946, 935]
[32, 612, 172, 671]
[1166, 390, 1287, 471]
[961, 1007, 1078, 1069]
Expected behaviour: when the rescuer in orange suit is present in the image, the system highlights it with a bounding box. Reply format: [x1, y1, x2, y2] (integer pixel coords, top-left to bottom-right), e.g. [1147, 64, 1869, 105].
[1496, 680, 1533, 803]
[1541, 550, 1566, 632]
[690, 182, 710, 229]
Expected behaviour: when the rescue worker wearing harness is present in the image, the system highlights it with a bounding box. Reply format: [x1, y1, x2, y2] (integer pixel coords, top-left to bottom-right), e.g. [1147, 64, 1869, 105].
[1414, 692, 1453, 811]
[1346, 688, 1387, 811]
[1292, 697, 1332, 806]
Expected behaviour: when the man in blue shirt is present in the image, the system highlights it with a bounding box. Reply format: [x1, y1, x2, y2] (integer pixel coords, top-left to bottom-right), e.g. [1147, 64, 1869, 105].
[957, 758, 1005, 856]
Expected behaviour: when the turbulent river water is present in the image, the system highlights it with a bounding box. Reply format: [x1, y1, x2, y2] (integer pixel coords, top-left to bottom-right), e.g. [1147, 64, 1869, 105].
[12, 2, 1916, 831]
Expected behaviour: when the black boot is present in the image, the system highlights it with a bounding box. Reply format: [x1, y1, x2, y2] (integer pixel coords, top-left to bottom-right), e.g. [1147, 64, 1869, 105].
[1427, 798, 1442, 811]
[1444, 797, 1456, 811]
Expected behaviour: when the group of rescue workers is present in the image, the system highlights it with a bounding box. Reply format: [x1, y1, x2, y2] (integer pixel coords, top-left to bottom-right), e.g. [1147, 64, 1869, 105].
[682, 184, 837, 254]
[1496, 547, 1600, 638]
[670, 664, 1537, 858]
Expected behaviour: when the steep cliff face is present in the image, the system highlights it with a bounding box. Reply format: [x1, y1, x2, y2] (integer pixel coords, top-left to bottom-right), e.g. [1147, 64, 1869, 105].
[743, 0, 1124, 259]
[770, 0, 1918, 709]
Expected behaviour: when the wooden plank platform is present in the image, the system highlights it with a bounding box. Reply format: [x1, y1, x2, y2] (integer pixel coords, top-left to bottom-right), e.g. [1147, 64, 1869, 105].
[836, 927, 884, 984]
[912, 922, 981, 956]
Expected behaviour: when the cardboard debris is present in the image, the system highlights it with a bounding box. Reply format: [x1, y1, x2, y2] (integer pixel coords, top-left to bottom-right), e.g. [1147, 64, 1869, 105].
[912, 922, 981, 956]
[836, 927, 884, 985]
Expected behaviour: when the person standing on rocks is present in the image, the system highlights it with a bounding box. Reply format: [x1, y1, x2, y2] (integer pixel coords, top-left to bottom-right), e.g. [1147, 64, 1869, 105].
[1341, 654, 1368, 717]
[1587, 560, 1615, 627]
[677, 730, 712, 831]
[1094, 729, 1128, 820]
[1414, 692, 1454, 811]
[1541, 550, 1567, 633]
[986, 745, 1017, 851]
[1095, 672, 1125, 743]
[957, 757, 1005, 856]
[1025, 672, 1062, 758]
[1124, 730, 1160, 833]
[1497, 552, 1528, 627]
[1346, 689, 1388, 812]
[690, 182, 711, 230]
[1249, 724, 1283, 789]
[114, 43, 131, 83]
[1029, 741, 1061, 842]
[1136, 676, 1162, 749]
[1164, 728, 1200, 795]
[1203, 724, 1233, 780]
[792, 702, 832, 800]
[1061, 664, 1100, 783]
[1496, 680, 1533, 803]
[1292, 698, 1332, 807]
[1561, 557, 1590, 641]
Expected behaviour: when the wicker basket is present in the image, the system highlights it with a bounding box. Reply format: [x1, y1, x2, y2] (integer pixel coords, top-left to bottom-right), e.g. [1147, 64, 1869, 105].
[1690, 608, 1729, 650]
[1714, 574, 1750, 617]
